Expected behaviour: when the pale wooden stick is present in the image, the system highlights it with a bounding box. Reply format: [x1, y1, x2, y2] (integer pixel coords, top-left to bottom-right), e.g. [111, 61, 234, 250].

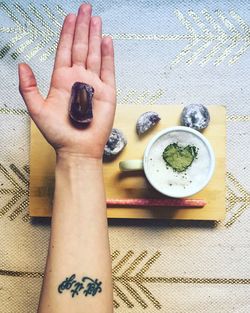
[106, 198, 206, 208]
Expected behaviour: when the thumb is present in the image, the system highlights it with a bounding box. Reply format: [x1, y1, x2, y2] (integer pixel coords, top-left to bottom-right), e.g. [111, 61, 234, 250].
[18, 63, 44, 120]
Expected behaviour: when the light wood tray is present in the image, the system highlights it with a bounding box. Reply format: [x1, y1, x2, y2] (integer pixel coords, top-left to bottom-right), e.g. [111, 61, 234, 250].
[29, 105, 226, 220]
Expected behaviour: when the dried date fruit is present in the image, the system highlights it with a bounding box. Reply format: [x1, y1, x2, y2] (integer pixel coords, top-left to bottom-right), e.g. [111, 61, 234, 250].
[69, 82, 94, 124]
[136, 111, 160, 135]
[104, 128, 127, 157]
[180, 104, 210, 131]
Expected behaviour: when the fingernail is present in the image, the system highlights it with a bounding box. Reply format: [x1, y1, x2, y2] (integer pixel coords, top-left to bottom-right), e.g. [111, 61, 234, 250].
[18, 63, 25, 72]
[67, 13, 76, 22]
[80, 3, 92, 14]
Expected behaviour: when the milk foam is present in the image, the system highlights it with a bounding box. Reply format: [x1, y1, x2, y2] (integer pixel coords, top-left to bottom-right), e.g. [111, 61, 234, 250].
[145, 130, 211, 197]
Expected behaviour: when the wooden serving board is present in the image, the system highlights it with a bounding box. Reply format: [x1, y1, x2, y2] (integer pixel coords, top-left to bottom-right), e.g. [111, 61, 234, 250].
[29, 105, 226, 220]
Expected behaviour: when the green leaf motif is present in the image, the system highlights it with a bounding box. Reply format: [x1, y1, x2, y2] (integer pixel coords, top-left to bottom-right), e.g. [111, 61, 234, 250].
[225, 172, 250, 227]
[0, 163, 30, 222]
[0, 2, 66, 61]
[172, 9, 250, 66]
[112, 250, 162, 310]
[1, 3, 249, 65]
[111, 249, 250, 310]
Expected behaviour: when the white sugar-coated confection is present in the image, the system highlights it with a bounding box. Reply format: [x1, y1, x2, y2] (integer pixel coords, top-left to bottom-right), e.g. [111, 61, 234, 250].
[104, 128, 127, 157]
[181, 104, 210, 131]
[136, 111, 161, 135]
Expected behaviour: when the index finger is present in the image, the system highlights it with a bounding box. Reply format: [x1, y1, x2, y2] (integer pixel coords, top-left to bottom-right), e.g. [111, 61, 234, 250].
[54, 14, 76, 69]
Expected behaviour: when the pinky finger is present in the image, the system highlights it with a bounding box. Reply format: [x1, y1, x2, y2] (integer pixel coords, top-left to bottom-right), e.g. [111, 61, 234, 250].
[100, 37, 115, 87]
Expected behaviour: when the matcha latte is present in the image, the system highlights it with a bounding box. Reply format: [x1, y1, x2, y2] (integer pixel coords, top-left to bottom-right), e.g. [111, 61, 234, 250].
[144, 127, 215, 198]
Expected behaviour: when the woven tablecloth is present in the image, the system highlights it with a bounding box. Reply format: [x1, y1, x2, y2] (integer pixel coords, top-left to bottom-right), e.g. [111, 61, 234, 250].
[0, 1, 250, 312]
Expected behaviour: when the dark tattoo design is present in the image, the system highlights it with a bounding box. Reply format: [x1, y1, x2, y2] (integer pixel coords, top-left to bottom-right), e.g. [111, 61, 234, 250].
[58, 274, 102, 298]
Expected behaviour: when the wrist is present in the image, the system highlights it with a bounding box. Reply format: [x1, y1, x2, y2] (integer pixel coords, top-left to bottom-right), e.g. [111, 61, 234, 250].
[56, 151, 103, 171]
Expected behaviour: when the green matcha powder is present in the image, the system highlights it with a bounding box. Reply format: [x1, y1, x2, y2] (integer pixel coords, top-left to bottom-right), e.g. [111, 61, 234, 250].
[162, 143, 198, 173]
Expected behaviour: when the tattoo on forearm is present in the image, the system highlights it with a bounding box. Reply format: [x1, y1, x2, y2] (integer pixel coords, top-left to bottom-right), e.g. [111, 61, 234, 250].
[58, 274, 102, 298]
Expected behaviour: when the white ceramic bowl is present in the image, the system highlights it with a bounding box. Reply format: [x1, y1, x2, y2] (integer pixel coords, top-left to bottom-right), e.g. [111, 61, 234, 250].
[143, 126, 215, 198]
[120, 126, 215, 198]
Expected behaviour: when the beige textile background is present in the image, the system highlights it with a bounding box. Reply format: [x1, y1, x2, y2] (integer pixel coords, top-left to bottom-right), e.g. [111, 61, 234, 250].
[0, 1, 250, 312]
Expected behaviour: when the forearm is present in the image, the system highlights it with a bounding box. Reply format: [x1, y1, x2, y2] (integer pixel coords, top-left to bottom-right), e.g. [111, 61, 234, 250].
[38, 153, 113, 313]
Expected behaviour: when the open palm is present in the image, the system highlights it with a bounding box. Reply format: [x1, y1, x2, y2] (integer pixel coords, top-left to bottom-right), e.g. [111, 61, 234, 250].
[18, 4, 116, 160]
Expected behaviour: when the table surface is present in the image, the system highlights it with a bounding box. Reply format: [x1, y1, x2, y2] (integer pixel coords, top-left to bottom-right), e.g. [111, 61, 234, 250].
[0, 1, 250, 312]
[30, 104, 226, 221]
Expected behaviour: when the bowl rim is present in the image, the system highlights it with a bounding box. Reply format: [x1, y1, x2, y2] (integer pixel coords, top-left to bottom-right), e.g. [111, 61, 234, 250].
[143, 126, 216, 198]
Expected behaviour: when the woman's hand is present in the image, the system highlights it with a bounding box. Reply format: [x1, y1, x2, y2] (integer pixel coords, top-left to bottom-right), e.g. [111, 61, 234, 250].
[18, 4, 116, 160]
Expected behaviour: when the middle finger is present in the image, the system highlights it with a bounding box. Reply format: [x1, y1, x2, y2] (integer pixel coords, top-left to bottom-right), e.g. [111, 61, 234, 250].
[72, 4, 92, 67]
[87, 16, 102, 76]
